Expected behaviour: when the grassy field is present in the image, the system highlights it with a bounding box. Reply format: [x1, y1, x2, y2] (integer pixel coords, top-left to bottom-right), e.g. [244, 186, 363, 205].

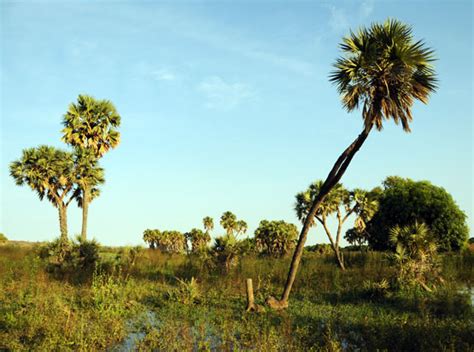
[0, 243, 473, 351]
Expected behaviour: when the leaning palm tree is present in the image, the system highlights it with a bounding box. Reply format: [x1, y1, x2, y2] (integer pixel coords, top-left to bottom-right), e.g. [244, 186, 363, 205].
[9, 146, 78, 243]
[267, 19, 437, 309]
[62, 94, 121, 240]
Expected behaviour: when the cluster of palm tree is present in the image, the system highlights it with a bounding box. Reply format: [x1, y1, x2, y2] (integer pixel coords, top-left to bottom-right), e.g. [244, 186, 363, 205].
[143, 217, 215, 254]
[295, 182, 380, 269]
[143, 229, 187, 253]
[10, 95, 121, 243]
[254, 220, 298, 258]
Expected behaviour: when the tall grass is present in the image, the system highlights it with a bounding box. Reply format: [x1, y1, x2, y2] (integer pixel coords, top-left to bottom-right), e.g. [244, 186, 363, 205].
[1, 245, 472, 351]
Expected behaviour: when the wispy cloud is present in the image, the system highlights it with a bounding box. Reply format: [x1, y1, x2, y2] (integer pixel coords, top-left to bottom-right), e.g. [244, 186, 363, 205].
[328, 6, 350, 33]
[359, 0, 375, 18]
[328, 0, 375, 33]
[134, 8, 316, 77]
[150, 68, 176, 81]
[197, 76, 255, 110]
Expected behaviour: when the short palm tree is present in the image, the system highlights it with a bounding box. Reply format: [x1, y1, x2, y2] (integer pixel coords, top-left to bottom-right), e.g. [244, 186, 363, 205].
[389, 221, 440, 290]
[62, 94, 121, 240]
[10, 146, 77, 242]
[269, 19, 437, 309]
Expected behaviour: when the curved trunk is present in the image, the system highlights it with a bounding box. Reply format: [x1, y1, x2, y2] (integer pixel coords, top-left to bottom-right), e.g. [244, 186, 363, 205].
[81, 186, 90, 241]
[58, 204, 68, 242]
[268, 125, 372, 309]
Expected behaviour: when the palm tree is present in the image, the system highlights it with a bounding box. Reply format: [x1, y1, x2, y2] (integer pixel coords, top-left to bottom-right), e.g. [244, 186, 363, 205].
[203, 216, 214, 234]
[295, 182, 360, 270]
[9, 146, 78, 242]
[220, 211, 237, 237]
[62, 94, 121, 240]
[351, 188, 380, 234]
[185, 228, 211, 253]
[235, 220, 248, 236]
[73, 149, 105, 239]
[389, 221, 440, 291]
[143, 229, 157, 249]
[268, 19, 437, 310]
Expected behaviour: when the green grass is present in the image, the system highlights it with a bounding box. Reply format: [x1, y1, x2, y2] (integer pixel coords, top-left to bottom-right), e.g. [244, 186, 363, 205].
[1, 245, 473, 351]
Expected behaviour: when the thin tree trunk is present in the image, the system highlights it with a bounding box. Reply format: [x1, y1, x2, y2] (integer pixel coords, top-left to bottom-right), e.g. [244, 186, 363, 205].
[335, 248, 345, 270]
[267, 125, 372, 309]
[81, 185, 90, 241]
[58, 204, 68, 242]
[246, 278, 256, 311]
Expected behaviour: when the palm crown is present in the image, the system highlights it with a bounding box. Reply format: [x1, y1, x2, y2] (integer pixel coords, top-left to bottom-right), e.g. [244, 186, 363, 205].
[10, 146, 75, 205]
[330, 19, 437, 132]
[62, 94, 121, 157]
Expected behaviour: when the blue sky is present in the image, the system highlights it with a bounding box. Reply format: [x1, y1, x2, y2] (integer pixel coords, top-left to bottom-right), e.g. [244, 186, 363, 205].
[1, 0, 472, 246]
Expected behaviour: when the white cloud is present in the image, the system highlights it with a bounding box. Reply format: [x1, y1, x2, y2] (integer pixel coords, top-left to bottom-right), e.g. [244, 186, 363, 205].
[150, 68, 176, 81]
[197, 76, 255, 110]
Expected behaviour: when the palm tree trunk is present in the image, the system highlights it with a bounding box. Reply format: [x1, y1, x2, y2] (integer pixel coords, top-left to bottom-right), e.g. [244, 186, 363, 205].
[267, 125, 372, 309]
[335, 248, 345, 270]
[58, 204, 68, 242]
[81, 186, 90, 241]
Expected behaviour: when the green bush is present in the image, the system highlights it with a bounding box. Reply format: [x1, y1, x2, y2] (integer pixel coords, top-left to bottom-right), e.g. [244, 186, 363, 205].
[0, 233, 7, 243]
[365, 177, 469, 251]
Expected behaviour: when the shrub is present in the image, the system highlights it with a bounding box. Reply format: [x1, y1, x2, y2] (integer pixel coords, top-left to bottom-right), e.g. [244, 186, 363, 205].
[365, 177, 469, 251]
[388, 222, 442, 291]
[0, 233, 7, 243]
[37, 237, 101, 281]
[305, 243, 333, 255]
[166, 277, 201, 305]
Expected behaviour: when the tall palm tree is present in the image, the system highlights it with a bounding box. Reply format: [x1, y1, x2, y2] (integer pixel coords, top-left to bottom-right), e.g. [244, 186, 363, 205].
[203, 216, 214, 234]
[220, 211, 237, 237]
[9, 146, 78, 242]
[268, 19, 437, 310]
[235, 220, 248, 236]
[73, 149, 105, 239]
[62, 94, 121, 240]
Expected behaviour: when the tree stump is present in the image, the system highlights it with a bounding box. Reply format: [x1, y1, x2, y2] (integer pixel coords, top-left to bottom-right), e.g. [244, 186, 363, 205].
[246, 278, 265, 312]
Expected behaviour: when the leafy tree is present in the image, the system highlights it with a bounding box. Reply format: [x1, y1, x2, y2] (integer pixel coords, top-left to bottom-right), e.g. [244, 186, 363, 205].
[295, 182, 379, 269]
[254, 220, 298, 257]
[0, 233, 7, 243]
[62, 94, 121, 241]
[271, 19, 437, 309]
[365, 177, 469, 251]
[185, 228, 211, 253]
[10, 146, 78, 242]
